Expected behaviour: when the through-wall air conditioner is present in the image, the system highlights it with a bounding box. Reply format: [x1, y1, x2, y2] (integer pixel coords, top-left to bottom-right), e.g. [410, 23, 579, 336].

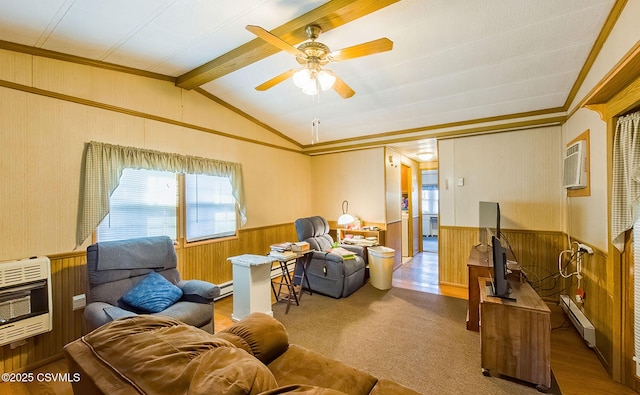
[563, 140, 588, 189]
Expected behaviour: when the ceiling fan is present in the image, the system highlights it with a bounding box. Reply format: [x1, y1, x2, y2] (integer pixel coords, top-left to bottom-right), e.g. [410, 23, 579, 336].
[246, 24, 393, 98]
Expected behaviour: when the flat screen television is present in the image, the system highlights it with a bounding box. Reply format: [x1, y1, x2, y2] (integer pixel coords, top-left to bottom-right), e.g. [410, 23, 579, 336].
[490, 235, 515, 300]
[478, 201, 500, 251]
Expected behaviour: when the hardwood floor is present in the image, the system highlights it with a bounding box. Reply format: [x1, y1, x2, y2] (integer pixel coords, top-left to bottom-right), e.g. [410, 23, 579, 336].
[1, 250, 636, 394]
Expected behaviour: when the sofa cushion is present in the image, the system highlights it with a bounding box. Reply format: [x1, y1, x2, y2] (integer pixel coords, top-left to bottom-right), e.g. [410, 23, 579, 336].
[220, 312, 289, 364]
[260, 384, 350, 394]
[81, 315, 278, 395]
[267, 344, 377, 395]
[369, 379, 423, 395]
[189, 346, 278, 395]
[121, 272, 183, 313]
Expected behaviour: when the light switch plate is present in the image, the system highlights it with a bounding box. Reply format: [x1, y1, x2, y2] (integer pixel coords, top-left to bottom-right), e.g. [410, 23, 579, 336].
[457, 177, 464, 186]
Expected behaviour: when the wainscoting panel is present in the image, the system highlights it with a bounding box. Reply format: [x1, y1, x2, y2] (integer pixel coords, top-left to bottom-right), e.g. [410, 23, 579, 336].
[566, 243, 611, 372]
[178, 223, 299, 285]
[438, 226, 479, 286]
[386, 220, 402, 269]
[438, 226, 566, 296]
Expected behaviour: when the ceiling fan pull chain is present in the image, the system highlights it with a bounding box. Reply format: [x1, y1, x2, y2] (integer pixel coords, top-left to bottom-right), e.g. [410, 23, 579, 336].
[311, 117, 320, 144]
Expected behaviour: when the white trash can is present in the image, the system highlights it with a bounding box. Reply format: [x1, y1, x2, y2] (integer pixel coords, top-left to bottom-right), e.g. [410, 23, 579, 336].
[367, 246, 395, 290]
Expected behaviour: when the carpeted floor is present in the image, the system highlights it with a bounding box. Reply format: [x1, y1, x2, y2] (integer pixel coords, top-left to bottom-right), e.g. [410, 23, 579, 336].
[272, 284, 559, 395]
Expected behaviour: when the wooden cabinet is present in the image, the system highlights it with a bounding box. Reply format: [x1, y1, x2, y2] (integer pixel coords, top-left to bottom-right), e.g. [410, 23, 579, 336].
[466, 246, 491, 331]
[479, 277, 551, 391]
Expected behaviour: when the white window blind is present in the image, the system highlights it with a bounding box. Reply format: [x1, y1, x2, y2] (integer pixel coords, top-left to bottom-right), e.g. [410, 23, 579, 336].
[185, 174, 236, 242]
[97, 169, 177, 242]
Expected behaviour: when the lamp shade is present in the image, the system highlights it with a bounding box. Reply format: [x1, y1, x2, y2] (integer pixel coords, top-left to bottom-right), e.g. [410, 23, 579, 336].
[337, 213, 355, 225]
[338, 200, 354, 225]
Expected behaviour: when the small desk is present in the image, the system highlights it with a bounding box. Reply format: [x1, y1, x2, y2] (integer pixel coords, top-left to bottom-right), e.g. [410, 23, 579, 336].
[227, 254, 275, 322]
[270, 250, 313, 314]
[479, 277, 551, 391]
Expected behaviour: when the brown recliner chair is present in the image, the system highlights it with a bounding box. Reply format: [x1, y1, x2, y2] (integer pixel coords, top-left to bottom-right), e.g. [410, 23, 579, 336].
[294, 216, 366, 298]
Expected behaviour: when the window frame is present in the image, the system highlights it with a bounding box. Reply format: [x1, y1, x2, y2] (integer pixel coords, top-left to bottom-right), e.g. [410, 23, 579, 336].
[94, 169, 239, 246]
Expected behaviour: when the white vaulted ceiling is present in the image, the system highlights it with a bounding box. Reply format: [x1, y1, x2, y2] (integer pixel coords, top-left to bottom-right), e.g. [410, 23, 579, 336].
[0, 0, 618, 159]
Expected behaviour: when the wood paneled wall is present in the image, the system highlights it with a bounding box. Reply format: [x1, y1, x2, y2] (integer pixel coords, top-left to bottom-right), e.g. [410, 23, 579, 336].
[439, 226, 565, 294]
[565, 241, 612, 371]
[0, 223, 298, 373]
[386, 220, 402, 269]
[177, 223, 299, 284]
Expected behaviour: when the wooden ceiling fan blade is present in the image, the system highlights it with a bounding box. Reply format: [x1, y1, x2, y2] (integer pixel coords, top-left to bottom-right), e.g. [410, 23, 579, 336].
[330, 73, 355, 99]
[246, 25, 306, 58]
[255, 69, 297, 91]
[328, 38, 393, 62]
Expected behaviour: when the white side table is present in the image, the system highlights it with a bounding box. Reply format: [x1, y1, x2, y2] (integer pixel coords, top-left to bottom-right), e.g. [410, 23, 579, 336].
[227, 254, 275, 322]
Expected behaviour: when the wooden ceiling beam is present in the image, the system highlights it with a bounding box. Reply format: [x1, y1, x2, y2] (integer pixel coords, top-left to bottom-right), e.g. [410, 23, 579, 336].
[175, 0, 400, 89]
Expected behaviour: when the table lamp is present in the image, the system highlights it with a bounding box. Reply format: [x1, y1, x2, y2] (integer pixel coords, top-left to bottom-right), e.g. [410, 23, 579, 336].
[337, 200, 355, 227]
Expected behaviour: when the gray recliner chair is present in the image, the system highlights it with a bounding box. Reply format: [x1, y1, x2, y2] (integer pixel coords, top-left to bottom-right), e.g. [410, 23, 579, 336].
[84, 236, 220, 333]
[294, 216, 366, 298]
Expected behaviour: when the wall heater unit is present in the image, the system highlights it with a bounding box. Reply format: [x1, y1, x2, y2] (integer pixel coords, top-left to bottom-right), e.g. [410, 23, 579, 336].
[560, 294, 595, 348]
[0, 257, 53, 347]
[563, 140, 588, 189]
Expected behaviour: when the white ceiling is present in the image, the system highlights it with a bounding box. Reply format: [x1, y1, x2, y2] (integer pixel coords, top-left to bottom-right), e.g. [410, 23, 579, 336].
[0, 0, 616, 161]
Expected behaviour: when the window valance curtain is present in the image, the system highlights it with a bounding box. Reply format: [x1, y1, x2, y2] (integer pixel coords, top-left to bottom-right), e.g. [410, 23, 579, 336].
[77, 141, 247, 247]
[611, 111, 640, 252]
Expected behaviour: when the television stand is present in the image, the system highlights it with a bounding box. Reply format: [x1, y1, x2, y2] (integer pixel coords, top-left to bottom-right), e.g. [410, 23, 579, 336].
[479, 277, 551, 391]
[485, 283, 516, 301]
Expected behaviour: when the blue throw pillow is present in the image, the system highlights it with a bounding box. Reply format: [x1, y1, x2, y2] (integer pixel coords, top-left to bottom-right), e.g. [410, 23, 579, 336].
[121, 272, 183, 313]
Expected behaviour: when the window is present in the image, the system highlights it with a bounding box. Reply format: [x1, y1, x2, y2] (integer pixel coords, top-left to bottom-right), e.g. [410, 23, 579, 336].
[422, 185, 439, 215]
[97, 169, 237, 243]
[98, 169, 177, 241]
[185, 174, 236, 242]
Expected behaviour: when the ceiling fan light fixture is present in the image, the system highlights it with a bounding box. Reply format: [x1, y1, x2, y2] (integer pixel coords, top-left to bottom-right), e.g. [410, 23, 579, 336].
[293, 67, 335, 95]
[317, 69, 336, 91]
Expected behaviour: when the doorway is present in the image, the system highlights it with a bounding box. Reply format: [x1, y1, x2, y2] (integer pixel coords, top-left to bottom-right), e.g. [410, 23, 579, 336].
[421, 170, 438, 253]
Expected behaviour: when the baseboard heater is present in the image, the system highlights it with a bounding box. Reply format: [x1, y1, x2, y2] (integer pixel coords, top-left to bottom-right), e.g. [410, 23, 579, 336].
[560, 294, 595, 348]
[215, 260, 297, 300]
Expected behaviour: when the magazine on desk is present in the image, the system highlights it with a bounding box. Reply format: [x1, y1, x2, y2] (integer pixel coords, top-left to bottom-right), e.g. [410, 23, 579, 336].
[327, 247, 356, 260]
[269, 250, 298, 260]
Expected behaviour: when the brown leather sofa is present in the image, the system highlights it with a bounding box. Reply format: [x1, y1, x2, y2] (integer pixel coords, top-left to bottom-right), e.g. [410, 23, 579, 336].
[64, 313, 422, 395]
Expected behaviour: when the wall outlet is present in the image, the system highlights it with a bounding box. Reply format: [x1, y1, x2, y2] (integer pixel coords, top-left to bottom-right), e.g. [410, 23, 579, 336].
[578, 243, 594, 254]
[72, 294, 86, 311]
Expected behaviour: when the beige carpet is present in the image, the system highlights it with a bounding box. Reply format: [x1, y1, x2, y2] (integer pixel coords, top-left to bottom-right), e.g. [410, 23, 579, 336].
[272, 284, 560, 395]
